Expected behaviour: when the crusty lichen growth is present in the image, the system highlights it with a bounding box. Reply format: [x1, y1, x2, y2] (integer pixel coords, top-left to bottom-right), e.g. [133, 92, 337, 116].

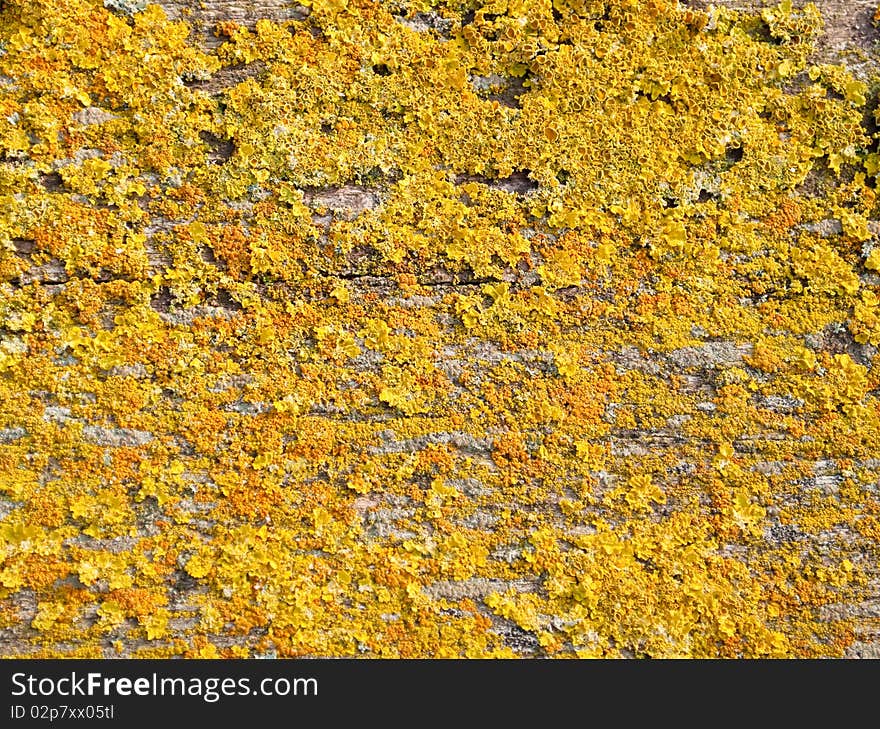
[1, 0, 879, 658]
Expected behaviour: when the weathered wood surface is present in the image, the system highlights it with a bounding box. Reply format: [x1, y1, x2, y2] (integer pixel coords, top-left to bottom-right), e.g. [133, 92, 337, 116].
[153, 0, 880, 658]
[2, 0, 880, 658]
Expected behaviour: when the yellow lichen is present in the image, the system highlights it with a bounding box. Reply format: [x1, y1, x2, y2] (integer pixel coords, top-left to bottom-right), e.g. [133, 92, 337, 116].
[0, 0, 878, 659]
